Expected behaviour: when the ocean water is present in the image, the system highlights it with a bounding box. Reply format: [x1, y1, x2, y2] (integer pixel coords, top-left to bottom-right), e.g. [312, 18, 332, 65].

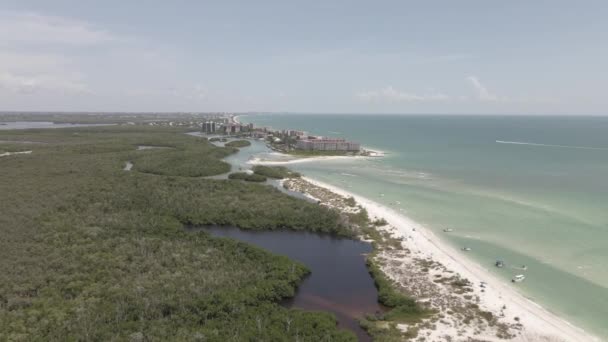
[240, 114, 608, 339]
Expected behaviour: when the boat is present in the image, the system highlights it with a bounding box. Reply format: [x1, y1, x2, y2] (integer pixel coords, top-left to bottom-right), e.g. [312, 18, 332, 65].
[461, 247, 472, 252]
[443, 228, 454, 232]
[512, 274, 526, 283]
[495, 260, 505, 268]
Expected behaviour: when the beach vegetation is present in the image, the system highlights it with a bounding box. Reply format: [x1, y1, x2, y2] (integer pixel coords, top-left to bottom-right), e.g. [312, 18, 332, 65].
[344, 196, 357, 207]
[252, 165, 301, 179]
[373, 218, 388, 226]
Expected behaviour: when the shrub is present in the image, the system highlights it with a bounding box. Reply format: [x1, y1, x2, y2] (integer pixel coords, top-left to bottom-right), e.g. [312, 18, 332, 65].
[252, 165, 301, 179]
[228, 172, 267, 182]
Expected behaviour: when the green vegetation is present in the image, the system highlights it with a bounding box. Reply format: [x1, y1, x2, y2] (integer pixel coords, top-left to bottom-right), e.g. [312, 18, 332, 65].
[134, 147, 234, 177]
[367, 260, 424, 321]
[0, 125, 355, 341]
[373, 218, 389, 226]
[224, 139, 251, 148]
[228, 172, 267, 182]
[253, 165, 301, 179]
[358, 259, 430, 341]
[348, 210, 432, 340]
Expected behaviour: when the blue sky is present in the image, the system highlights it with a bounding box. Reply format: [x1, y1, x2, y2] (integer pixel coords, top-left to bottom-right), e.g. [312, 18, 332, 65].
[0, 0, 607, 114]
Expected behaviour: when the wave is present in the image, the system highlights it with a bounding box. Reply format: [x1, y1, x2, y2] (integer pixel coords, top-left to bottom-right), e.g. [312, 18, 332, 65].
[340, 172, 357, 177]
[496, 140, 608, 151]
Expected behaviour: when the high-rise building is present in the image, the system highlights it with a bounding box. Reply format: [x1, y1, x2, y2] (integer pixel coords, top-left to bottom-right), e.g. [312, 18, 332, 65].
[202, 121, 216, 133]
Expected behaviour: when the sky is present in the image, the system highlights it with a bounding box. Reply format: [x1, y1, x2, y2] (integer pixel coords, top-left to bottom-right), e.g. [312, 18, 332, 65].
[0, 0, 607, 115]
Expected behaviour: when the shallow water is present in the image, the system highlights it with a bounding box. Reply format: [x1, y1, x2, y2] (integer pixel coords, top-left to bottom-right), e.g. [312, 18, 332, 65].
[202, 226, 381, 341]
[241, 113, 608, 339]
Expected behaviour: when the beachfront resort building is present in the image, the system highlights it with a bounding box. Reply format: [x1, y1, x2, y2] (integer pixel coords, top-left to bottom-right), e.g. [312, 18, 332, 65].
[281, 129, 307, 138]
[296, 137, 360, 151]
[223, 123, 241, 134]
[202, 121, 217, 133]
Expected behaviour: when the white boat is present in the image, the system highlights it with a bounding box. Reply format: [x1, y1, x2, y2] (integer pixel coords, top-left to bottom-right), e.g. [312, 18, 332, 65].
[461, 247, 472, 252]
[443, 228, 454, 232]
[512, 274, 526, 283]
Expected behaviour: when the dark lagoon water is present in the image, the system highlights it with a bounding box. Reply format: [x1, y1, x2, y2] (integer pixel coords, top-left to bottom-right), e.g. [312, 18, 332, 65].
[203, 226, 382, 341]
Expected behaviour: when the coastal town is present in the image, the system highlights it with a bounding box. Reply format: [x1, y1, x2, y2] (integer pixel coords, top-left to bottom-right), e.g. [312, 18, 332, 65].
[198, 114, 363, 154]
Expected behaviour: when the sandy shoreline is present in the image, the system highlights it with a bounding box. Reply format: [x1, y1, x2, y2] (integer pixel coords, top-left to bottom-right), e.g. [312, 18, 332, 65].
[247, 149, 384, 166]
[248, 154, 368, 165]
[299, 176, 599, 341]
[0, 150, 32, 158]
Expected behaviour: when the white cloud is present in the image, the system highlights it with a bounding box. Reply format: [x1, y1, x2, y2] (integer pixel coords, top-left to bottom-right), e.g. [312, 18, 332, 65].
[0, 52, 71, 73]
[357, 86, 451, 103]
[466, 76, 505, 102]
[0, 71, 89, 94]
[357, 78, 555, 109]
[0, 11, 127, 97]
[0, 11, 117, 46]
[0, 51, 89, 95]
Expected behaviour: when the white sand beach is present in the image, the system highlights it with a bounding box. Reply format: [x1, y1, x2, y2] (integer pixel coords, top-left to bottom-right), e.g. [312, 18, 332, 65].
[301, 176, 600, 341]
[248, 155, 366, 165]
[247, 149, 384, 166]
[0, 150, 32, 158]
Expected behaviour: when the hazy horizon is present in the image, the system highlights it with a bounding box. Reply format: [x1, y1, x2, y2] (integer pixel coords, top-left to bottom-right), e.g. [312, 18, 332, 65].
[2, 111, 608, 117]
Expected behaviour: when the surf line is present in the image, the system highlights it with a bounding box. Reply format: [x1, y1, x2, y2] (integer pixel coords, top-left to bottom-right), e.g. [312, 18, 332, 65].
[496, 140, 608, 151]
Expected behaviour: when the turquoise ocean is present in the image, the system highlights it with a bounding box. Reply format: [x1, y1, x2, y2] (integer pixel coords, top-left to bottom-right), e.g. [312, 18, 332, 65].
[239, 114, 608, 339]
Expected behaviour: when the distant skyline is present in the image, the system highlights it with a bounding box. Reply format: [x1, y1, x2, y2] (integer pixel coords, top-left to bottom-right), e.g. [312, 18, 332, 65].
[0, 1, 607, 115]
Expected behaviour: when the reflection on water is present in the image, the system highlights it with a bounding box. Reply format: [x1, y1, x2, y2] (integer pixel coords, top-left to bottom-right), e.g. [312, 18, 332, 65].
[201, 226, 383, 341]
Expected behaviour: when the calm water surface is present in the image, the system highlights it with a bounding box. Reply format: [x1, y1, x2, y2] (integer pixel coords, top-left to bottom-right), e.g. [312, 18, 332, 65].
[204, 226, 382, 341]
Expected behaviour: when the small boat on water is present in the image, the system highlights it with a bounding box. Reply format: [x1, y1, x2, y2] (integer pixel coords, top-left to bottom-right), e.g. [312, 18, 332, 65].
[461, 247, 472, 252]
[495, 260, 505, 268]
[512, 274, 526, 283]
[443, 228, 454, 232]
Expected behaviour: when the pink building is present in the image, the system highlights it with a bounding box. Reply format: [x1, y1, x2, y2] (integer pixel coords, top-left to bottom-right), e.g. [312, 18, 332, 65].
[296, 137, 360, 151]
